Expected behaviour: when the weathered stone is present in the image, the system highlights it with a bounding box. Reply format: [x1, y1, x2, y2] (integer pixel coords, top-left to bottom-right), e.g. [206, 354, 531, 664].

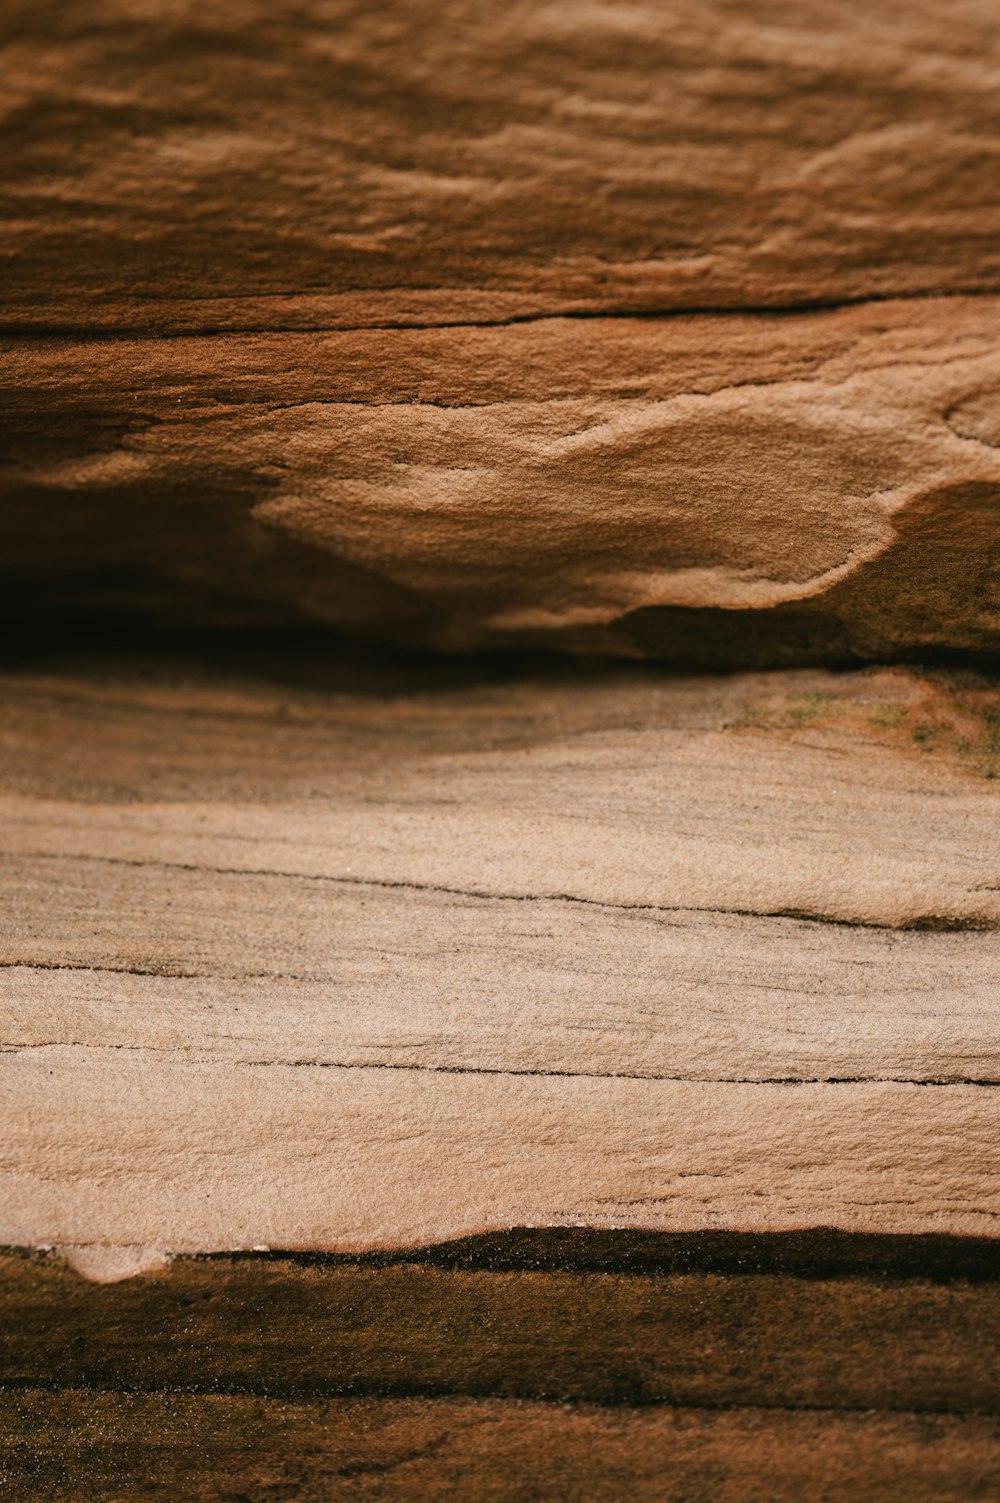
[4, 300, 999, 661]
[3, 2, 1000, 662]
[2, 659, 997, 1257]
[4, 0, 1000, 331]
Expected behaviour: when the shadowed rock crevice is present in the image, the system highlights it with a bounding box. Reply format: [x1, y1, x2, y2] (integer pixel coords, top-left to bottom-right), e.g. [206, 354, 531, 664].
[191, 1228, 1000, 1281]
[621, 480, 1000, 667]
[4, 303, 1000, 666]
[3, 1238, 1000, 1411]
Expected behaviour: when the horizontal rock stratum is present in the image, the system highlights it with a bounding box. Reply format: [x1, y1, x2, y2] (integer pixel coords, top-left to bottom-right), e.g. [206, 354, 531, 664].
[3, 0, 999, 663]
[5, 0, 1000, 329]
[2, 658, 998, 1260]
[5, 299, 1000, 662]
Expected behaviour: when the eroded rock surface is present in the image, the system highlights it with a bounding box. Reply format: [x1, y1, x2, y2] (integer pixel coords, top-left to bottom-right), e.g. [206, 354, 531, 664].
[3, 1, 1000, 663]
[4, 300, 1000, 661]
[2, 658, 997, 1255]
[4, 0, 1000, 331]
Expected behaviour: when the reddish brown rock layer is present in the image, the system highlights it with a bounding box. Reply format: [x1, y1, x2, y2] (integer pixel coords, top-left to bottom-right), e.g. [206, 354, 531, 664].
[4, 0, 1000, 332]
[3, 1, 1000, 661]
[4, 300, 999, 660]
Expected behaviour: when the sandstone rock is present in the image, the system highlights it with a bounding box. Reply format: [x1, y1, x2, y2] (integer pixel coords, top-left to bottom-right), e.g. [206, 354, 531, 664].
[3, 1, 1000, 662]
[4, 299, 999, 661]
[5, 1386, 998, 1503]
[5, 1245, 1000, 1500]
[5, 5, 1000, 1491]
[3, 0, 1000, 332]
[2, 658, 997, 1256]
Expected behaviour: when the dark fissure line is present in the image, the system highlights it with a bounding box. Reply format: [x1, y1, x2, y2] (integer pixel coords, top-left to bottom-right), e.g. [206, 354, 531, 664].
[0, 1374, 993, 1418]
[0, 959, 203, 979]
[9, 849, 991, 934]
[2, 284, 999, 342]
[2, 1039, 997, 1088]
[238, 1059, 1000, 1088]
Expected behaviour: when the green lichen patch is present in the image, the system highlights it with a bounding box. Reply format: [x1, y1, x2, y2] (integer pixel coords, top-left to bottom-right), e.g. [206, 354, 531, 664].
[727, 672, 1000, 781]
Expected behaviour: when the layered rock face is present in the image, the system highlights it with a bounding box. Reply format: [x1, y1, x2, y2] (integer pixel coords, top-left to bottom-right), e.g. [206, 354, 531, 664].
[5, 301, 1000, 661]
[3, 656, 1000, 1258]
[3, 0, 999, 661]
[5, 0, 1000, 327]
[4, 6, 1000, 1497]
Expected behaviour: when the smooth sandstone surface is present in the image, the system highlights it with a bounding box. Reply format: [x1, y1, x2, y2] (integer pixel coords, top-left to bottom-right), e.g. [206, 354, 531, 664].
[2, 658, 997, 1260]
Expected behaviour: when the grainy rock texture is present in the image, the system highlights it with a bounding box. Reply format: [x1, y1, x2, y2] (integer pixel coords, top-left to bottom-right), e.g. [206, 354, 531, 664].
[6, 1391, 998, 1503]
[4, 0, 1000, 329]
[5, 300, 1000, 659]
[6, 5, 1000, 1494]
[2, 658, 997, 1257]
[3, 0, 1000, 660]
[4, 1239, 1000, 1499]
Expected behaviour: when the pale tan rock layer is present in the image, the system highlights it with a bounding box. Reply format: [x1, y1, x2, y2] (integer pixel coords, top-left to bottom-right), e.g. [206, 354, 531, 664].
[2, 661, 997, 1256]
[5, 298, 1000, 659]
